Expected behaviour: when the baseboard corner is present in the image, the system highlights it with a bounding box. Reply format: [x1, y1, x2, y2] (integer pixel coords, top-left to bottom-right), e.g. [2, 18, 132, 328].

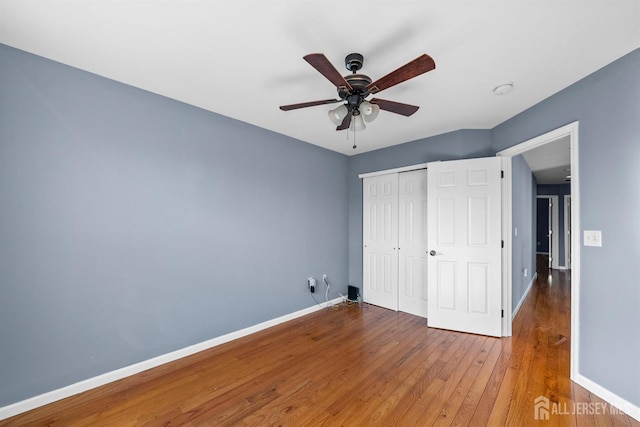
[572, 372, 640, 422]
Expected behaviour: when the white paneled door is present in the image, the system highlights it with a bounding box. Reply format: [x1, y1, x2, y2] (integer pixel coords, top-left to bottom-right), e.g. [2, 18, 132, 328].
[363, 173, 399, 311]
[427, 158, 502, 337]
[398, 170, 429, 317]
[363, 170, 429, 317]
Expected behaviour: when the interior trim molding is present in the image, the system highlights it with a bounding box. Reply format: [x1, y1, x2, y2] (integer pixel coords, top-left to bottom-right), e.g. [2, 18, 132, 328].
[572, 373, 640, 422]
[0, 297, 344, 421]
[512, 272, 537, 317]
[358, 162, 429, 179]
[499, 155, 513, 336]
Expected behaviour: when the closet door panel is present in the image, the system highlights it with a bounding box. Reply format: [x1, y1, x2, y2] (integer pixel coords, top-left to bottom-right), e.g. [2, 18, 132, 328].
[398, 170, 429, 317]
[363, 174, 398, 311]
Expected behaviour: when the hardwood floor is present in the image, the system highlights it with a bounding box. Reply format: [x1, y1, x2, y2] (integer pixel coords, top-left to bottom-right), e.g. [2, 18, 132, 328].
[4, 270, 639, 426]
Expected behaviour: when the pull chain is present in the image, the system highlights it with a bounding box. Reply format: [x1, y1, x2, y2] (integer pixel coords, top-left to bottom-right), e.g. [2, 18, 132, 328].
[344, 114, 357, 150]
[353, 126, 357, 149]
[345, 120, 357, 149]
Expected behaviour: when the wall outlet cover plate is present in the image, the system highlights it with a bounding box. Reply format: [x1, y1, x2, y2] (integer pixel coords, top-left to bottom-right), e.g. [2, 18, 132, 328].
[583, 230, 602, 247]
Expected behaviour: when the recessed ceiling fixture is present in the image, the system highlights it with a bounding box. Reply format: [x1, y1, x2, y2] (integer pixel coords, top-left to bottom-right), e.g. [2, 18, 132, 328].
[280, 52, 436, 147]
[493, 83, 514, 95]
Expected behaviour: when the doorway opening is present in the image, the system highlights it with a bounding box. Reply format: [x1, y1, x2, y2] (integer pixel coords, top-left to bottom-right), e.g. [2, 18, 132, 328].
[536, 195, 560, 279]
[497, 121, 579, 380]
[536, 196, 554, 273]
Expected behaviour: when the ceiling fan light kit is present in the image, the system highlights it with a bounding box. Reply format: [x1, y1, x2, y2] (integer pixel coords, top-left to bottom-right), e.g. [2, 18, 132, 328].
[350, 111, 366, 132]
[359, 100, 380, 122]
[280, 52, 436, 147]
[328, 104, 349, 125]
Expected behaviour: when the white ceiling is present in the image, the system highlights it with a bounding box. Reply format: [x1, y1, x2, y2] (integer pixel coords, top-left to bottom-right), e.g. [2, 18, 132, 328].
[522, 136, 571, 185]
[1, 1, 639, 155]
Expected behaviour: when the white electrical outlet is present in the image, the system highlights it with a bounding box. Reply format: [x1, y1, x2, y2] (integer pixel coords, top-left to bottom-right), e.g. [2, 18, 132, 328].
[584, 230, 602, 247]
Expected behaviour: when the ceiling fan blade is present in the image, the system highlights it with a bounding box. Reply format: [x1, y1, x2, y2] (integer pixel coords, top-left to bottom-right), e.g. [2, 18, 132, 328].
[336, 107, 353, 131]
[304, 53, 353, 90]
[279, 99, 342, 111]
[366, 54, 436, 94]
[371, 98, 420, 116]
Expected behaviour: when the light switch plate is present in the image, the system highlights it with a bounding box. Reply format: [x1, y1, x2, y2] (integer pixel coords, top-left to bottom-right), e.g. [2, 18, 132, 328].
[584, 230, 602, 247]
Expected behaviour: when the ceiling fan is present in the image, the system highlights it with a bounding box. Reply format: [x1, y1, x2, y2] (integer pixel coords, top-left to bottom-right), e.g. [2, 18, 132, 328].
[279, 52, 436, 134]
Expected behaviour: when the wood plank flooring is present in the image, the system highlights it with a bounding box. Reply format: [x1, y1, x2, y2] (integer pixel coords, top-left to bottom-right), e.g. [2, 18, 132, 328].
[4, 269, 639, 426]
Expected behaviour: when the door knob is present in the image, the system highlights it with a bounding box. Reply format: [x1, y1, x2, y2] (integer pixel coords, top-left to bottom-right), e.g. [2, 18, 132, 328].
[429, 250, 437, 256]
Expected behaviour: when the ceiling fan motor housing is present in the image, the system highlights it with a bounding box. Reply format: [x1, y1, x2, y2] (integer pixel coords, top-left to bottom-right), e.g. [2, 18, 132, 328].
[344, 76, 372, 107]
[339, 54, 371, 107]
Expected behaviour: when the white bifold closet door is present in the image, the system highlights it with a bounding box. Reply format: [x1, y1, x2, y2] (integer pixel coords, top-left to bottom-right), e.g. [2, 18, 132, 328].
[363, 169, 428, 317]
[363, 173, 398, 311]
[398, 170, 429, 317]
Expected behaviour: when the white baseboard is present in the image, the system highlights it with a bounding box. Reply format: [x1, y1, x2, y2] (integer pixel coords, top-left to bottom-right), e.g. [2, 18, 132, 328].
[572, 372, 640, 422]
[0, 297, 344, 421]
[512, 273, 537, 317]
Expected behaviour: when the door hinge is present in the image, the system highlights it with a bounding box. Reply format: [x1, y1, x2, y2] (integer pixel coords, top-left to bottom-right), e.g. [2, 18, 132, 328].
[501, 240, 504, 248]
[501, 310, 504, 318]
[501, 170, 504, 179]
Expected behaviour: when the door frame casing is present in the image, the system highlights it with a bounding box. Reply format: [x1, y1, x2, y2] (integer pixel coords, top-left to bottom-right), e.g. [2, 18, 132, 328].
[497, 121, 580, 381]
[564, 195, 572, 269]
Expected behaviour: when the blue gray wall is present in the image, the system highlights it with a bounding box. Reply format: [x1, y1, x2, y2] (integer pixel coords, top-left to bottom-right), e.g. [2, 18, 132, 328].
[0, 44, 349, 406]
[2, 41, 639, 411]
[511, 155, 536, 311]
[492, 49, 640, 407]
